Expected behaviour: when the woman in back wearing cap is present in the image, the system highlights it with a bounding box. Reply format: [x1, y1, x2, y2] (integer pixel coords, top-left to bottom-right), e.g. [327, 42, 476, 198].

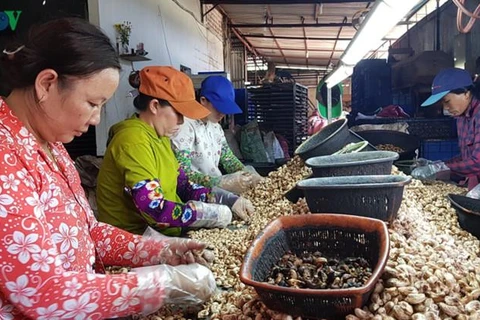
[171, 76, 263, 197]
[96, 66, 254, 236]
[412, 68, 480, 190]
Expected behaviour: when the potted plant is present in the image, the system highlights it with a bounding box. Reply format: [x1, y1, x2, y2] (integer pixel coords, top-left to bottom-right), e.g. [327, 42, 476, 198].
[114, 21, 132, 54]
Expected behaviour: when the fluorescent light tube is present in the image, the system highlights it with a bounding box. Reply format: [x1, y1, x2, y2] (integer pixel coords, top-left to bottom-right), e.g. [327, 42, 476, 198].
[341, 0, 422, 65]
[325, 64, 353, 88]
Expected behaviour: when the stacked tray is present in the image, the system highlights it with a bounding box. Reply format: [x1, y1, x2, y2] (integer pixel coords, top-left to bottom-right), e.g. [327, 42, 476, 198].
[247, 83, 309, 155]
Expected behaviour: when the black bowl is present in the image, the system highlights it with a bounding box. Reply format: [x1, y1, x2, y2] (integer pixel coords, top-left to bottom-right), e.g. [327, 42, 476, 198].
[354, 130, 421, 161]
[295, 119, 351, 160]
[447, 194, 480, 239]
[294, 119, 377, 161]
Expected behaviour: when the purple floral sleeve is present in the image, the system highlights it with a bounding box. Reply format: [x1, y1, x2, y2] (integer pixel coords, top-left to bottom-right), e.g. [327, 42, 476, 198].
[128, 179, 198, 227]
[176, 168, 212, 202]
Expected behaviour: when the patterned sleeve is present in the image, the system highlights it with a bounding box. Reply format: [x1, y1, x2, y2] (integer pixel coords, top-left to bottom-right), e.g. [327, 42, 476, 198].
[127, 179, 200, 227]
[445, 151, 480, 175]
[445, 114, 480, 175]
[88, 219, 170, 268]
[219, 138, 245, 174]
[53, 144, 175, 269]
[444, 154, 462, 166]
[174, 149, 221, 187]
[127, 168, 219, 228]
[172, 121, 222, 187]
[115, 143, 207, 228]
[176, 167, 212, 202]
[0, 148, 151, 318]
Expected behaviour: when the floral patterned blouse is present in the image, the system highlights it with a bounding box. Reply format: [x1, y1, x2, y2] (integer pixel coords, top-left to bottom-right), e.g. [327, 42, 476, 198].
[0, 99, 170, 319]
[171, 118, 244, 187]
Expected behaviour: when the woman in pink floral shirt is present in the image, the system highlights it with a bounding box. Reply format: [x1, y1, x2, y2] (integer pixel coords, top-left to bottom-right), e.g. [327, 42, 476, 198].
[0, 18, 214, 319]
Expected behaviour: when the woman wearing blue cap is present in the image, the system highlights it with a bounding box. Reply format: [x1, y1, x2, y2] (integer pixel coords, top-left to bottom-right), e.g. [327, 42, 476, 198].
[412, 68, 480, 190]
[172, 76, 261, 218]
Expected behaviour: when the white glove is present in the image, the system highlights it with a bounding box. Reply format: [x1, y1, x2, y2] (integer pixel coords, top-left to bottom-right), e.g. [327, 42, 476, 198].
[231, 197, 255, 221]
[414, 158, 432, 167]
[141, 228, 208, 266]
[242, 165, 265, 185]
[132, 263, 216, 315]
[209, 187, 253, 222]
[411, 161, 450, 181]
[219, 171, 254, 194]
[188, 201, 232, 228]
[467, 184, 480, 199]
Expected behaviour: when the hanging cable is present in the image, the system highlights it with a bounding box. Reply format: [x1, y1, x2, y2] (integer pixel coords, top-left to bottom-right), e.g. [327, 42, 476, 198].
[452, 0, 480, 33]
[453, 0, 480, 18]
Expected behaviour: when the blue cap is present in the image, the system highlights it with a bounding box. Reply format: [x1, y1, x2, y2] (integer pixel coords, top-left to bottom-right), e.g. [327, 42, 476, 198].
[421, 68, 473, 107]
[200, 76, 242, 114]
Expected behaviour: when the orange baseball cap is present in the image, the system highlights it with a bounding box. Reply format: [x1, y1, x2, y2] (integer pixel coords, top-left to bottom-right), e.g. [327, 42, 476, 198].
[138, 66, 210, 119]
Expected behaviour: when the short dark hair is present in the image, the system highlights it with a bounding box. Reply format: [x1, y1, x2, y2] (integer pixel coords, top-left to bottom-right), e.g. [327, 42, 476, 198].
[450, 85, 480, 100]
[0, 17, 121, 92]
[133, 93, 171, 111]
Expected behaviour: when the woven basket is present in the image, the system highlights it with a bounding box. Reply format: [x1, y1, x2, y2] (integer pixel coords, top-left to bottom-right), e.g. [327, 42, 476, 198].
[305, 151, 399, 178]
[239, 214, 389, 319]
[297, 175, 411, 222]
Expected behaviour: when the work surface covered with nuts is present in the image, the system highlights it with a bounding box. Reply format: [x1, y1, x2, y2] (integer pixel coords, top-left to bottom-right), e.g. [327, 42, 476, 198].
[136, 157, 480, 320]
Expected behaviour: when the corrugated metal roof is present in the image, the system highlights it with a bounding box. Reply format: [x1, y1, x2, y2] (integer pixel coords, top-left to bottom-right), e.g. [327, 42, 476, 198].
[212, 0, 446, 82]
[220, 1, 370, 76]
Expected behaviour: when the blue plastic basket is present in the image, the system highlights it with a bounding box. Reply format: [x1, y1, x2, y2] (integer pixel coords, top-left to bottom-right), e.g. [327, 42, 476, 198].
[420, 139, 460, 161]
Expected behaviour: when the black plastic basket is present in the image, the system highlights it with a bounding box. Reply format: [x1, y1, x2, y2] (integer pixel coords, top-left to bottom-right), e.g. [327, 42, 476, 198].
[297, 175, 411, 223]
[354, 130, 420, 161]
[240, 214, 389, 319]
[305, 151, 399, 178]
[352, 117, 457, 140]
[407, 118, 457, 140]
[447, 194, 480, 239]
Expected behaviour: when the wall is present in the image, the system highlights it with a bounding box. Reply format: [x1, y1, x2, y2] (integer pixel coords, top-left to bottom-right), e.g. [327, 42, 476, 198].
[392, 0, 480, 73]
[88, 0, 224, 155]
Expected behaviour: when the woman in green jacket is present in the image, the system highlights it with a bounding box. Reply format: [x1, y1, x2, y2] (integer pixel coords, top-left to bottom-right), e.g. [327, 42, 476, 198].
[96, 66, 254, 235]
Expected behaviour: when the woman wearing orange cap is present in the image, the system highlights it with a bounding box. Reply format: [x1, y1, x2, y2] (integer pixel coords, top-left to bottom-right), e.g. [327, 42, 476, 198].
[97, 66, 254, 236]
